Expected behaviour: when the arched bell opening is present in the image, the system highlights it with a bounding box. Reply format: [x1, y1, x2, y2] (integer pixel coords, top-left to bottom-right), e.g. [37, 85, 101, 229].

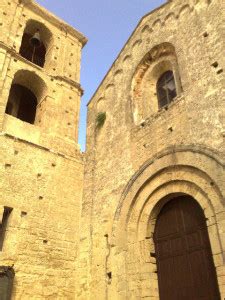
[19, 20, 53, 68]
[5, 84, 37, 124]
[5, 70, 47, 125]
[154, 195, 220, 300]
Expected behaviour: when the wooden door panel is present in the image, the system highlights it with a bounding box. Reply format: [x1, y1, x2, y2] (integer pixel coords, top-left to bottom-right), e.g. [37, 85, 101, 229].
[189, 250, 209, 297]
[154, 196, 220, 300]
[157, 240, 170, 258]
[170, 236, 184, 255]
[173, 254, 191, 285]
[186, 231, 202, 250]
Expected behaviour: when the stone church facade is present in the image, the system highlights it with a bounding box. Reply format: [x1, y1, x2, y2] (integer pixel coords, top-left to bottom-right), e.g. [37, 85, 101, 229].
[0, 0, 224, 299]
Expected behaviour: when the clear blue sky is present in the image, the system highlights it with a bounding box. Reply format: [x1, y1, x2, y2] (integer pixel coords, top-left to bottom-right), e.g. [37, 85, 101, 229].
[36, 0, 166, 151]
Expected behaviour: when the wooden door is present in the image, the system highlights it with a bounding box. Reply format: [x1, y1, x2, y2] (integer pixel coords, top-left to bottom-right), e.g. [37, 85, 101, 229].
[154, 196, 220, 300]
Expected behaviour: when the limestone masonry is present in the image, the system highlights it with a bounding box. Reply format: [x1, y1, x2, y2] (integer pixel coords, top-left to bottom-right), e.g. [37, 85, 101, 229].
[0, 0, 224, 299]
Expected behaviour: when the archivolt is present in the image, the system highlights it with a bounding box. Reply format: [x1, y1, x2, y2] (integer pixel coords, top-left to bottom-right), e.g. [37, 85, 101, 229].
[111, 145, 225, 246]
[108, 146, 224, 299]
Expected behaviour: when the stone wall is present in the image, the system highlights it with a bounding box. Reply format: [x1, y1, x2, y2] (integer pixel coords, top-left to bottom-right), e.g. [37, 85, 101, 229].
[0, 133, 84, 299]
[81, 0, 225, 298]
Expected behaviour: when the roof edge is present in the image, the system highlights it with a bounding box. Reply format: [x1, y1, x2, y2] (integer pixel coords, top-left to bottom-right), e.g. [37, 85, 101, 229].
[87, 1, 168, 106]
[20, 0, 88, 47]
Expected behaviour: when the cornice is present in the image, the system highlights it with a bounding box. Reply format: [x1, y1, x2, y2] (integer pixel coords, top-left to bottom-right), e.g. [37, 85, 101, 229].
[0, 42, 84, 95]
[19, 0, 88, 47]
[87, 1, 169, 106]
[53, 76, 84, 96]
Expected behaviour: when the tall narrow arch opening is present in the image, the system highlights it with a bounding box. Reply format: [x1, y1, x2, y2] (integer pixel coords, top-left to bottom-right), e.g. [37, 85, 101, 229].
[19, 20, 53, 68]
[6, 84, 37, 124]
[5, 70, 47, 125]
[154, 195, 220, 300]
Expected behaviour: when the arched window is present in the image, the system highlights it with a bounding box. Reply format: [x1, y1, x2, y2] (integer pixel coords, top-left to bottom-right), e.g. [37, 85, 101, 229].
[5, 84, 37, 124]
[157, 70, 177, 108]
[19, 20, 52, 68]
[132, 43, 182, 124]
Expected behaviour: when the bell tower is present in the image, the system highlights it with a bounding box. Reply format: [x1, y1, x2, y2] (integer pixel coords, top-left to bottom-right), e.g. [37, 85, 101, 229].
[0, 0, 87, 155]
[0, 1, 87, 299]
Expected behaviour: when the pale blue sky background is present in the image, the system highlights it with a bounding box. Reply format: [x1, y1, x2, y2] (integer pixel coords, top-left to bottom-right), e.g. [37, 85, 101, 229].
[36, 0, 166, 150]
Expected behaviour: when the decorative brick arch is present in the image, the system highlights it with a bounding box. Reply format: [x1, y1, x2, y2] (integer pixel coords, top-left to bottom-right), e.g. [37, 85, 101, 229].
[109, 146, 225, 299]
[131, 42, 182, 125]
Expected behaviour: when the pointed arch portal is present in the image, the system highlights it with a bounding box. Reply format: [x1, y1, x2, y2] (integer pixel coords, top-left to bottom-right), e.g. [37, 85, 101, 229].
[154, 195, 220, 300]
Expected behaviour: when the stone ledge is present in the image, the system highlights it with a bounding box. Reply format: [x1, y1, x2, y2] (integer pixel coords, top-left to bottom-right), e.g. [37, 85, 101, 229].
[1, 131, 84, 163]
